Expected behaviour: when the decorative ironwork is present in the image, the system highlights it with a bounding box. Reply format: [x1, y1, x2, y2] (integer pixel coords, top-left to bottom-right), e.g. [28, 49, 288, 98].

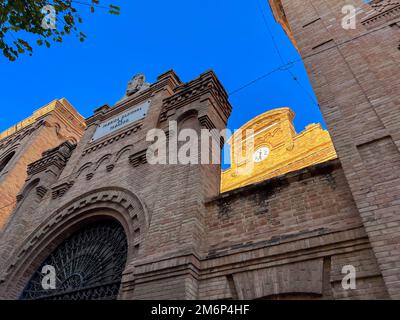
[21, 220, 127, 300]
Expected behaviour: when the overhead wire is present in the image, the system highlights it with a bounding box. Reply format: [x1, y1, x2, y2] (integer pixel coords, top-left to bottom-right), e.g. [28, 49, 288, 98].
[250, 0, 319, 107]
[228, 10, 390, 98]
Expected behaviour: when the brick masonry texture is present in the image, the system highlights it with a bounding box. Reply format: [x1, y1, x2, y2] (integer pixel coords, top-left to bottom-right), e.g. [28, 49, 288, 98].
[0, 99, 85, 228]
[268, 0, 400, 299]
[0, 0, 399, 297]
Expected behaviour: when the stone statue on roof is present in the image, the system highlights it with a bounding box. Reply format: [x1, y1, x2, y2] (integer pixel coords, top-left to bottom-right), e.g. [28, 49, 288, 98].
[118, 73, 150, 103]
[127, 74, 149, 96]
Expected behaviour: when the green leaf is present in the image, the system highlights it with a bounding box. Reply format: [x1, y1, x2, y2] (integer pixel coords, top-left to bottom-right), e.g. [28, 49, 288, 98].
[16, 44, 24, 54]
[0, 0, 122, 61]
[109, 5, 121, 15]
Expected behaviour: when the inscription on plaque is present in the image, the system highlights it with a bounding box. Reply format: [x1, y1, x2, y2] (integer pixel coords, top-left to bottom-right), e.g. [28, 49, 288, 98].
[92, 100, 150, 141]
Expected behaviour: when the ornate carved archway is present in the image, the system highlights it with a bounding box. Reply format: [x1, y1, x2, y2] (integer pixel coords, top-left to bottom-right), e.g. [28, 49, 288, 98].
[0, 187, 149, 299]
[21, 220, 127, 300]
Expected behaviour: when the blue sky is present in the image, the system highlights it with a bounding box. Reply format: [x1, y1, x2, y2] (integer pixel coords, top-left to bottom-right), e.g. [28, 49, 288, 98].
[0, 0, 325, 135]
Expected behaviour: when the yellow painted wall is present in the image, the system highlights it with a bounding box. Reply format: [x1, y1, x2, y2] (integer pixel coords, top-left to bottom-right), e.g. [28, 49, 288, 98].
[221, 108, 337, 192]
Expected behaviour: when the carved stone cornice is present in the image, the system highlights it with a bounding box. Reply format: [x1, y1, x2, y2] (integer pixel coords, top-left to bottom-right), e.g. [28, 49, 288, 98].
[51, 181, 74, 199]
[36, 186, 48, 199]
[146, 69, 183, 97]
[159, 70, 232, 123]
[27, 141, 76, 177]
[53, 99, 86, 135]
[86, 173, 94, 180]
[129, 149, 147, 167]
[199, 115, 225, 148]
[216, 159, 341, 204]
[198, 115, 216, 130]
[361, 1, 400, 29]
[82, 123, 142, 156]
[0, 128, 33, 148]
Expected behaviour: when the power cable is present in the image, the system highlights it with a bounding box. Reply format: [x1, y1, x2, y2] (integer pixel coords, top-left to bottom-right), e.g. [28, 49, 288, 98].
[71, 1, 111, 11]
[228, 15, 391, 98]
[255, 0, 319, 106]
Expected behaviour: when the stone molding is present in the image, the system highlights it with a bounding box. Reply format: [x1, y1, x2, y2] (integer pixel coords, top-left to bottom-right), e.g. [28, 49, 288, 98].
[129, 149, 147, 167]
[159, 70, 232, 124]
[361, 3, 400, 29]
[82, 123, 142, 156]
[0, 187, 150, 298]
[27, 141, 76, 177]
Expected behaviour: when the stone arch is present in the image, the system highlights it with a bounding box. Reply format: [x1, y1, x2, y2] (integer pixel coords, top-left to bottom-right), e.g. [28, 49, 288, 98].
[0, 187, 150, 299]
[76, 162, 93, 178]
[115, 145, 134, 163]
[176, 109, 199, 129]
[67, 136, 78, 144]
[1, 142, 19, 154]
[0, 143, 20, 173]
[1, 178, 42, 237]
[12, 134, 21, 143]
[21, 219, 128, 300]
[0, 151, 16, 174]
[16, 178, 41, 203]
[4, 139, 13, 149]
[94, 154, 112, 172]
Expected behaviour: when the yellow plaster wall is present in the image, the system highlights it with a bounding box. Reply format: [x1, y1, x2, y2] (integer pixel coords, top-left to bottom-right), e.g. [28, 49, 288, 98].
[221, 108, 337, 192]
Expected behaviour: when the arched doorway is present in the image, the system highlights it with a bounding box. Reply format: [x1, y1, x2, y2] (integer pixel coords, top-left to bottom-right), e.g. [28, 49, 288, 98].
[20, 219, 128, 300]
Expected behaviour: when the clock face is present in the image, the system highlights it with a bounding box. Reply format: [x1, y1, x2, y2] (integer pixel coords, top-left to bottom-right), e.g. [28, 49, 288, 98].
[253, 147, 270, 163]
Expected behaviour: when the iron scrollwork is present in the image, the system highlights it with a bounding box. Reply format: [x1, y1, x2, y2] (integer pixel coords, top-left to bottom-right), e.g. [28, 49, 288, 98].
[21, 221, 128, 300]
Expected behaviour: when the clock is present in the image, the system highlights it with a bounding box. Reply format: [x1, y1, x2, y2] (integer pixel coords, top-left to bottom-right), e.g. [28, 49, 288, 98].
[253, 147, 270, 163]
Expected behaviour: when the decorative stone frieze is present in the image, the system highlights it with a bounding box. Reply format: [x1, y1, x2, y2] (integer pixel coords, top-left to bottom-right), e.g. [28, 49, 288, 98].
[27, 142, 76, 177]
[129, 150, 147, 167]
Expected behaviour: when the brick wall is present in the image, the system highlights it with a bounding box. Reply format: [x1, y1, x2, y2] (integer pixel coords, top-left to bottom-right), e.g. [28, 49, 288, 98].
[0, 103, 85, 228]
[205, 161, 360, 253]
[277, 0, 400, 298]
[0, 68, 392, 299]
[197, 159, 388, 299]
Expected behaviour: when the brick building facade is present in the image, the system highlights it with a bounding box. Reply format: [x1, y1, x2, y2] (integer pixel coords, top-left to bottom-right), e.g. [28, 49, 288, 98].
[0, 0, 398, 300]
[0, 99, 85, 229]
[268, 0, 400, 299]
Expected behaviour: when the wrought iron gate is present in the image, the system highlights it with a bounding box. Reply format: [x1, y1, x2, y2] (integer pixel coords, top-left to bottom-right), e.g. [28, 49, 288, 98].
[21, 220, 128, 300]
